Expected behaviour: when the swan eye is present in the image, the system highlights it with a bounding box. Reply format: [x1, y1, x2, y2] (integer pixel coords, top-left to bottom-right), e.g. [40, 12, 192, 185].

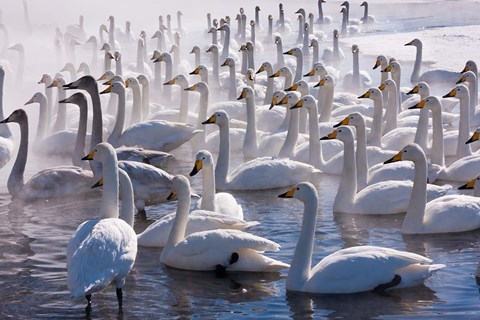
[338, 129, 342, 132]
[202, 157, 205, 160]
[296, 187, 299, 190]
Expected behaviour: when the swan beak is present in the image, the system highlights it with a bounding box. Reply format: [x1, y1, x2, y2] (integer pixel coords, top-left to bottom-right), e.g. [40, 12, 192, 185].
[458, 178, 476, 190]
[442, 89, 457, 98]
[382, 65, 392, 73]
[466, 131, 479, 144]
[384, 151, 403, 164]
[285, 84, 298, 92]
[97, 73, 108, 81]
[58, 97, 72, 104]
[184, 84, 196, 91]
[333, 117, 349, 128]
[189, 160, 203, 176]
[406, 86, 419, 95]
[256, 66, 265, 74]
[378, 83, 386, 91]
[82, 149, 96, 161]
[124, 81, 129, 88]
[217, 26, 224, 31]
[47, 80, 59, 88]
[304, 69, 315, 77]
[100, 85, 112, 94]
[167, 191, 177, 201]
[164, 79, 176, 85]
[237, 90, 247, 100]
[24, 97, 35, 105]
[278, 187, 296, 198]
[409, 99, 426, 110]
[373, 60, 382, 70]
[221, 60, 229, 67]
[461, 65, 470, 73]
[269, 97, 278, 110]
[107, 52, 114, 60]
[294, 9, 301, 14]
[0, 114, 12, 124]
[358, 91, 371, 99]
[202, 114, 217, 125]
[283, 49, 294, 55]
[277, 96, 289, 105]
[154, 56, 164, 63]
[269, 70, 281, 78]
[456, 75, 467, 84]
[190, 67, 200, 75]
[91, 178, 104, 189]
[63, 81, 78, 90]
[247, 73, 254, 81]
[404, 40, 414, 46]
[314, 79, 326, 88]
[102, 79, 113, 86]
[320, 130, 337, 140]
[290, 99, 303, 109]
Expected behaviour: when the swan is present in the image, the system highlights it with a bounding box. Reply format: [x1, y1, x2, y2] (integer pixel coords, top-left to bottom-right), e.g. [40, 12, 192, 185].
[385, 143, 480, 234]
[278, 182, 444, 294]
[283, 47, 304, 83]
[107, 16, 121, 50]
[67, 15, 86, 42]
[203, 110, 320, 190]
[159, 175, 289, 272]
[217, 24, 239, 63]
[101, 81, 198, 152]
[68, 142, 136, 311]
[77, 62, 91, 76]
[8, 43, 24, 85]
[124, 77, 143, 125]
[152, 52, 173, 102]
[458, 175, 480, 197]
[0, 66, 13, 168]
[0, 109, 97, 201]
[190, 150, 244, 219]
[303, 62, 341, 84]
[322, 29, 344, 66]
[317, 0, 333, 24]
[456, 71, 480, 126]
[321, 126, 450, 214]
[340, 1, 362, 25]
[264, 14, 274, 43]
[360, 2, 376, 24]
[340, 7, 360, 36]
[405, 38, 460, 85]
[343, 44, 372, 92]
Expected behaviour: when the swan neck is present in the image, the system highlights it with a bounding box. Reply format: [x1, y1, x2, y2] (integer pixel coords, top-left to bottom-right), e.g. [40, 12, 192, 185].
[108, 88, 126, 147]
[36, 97, 48, 142]
[101, 153, 119, 219]
[430, 105, 445, 166]
[228, 65, 236, 100]
[279, 103, 299, 158]
[52, 87, 67, 132]
[201, 163, 216, 211]
[264, 67, 274, 105]
[383, 86, 398, 134]
[368, 96, 383, 147]
[118, 169, 135, 227]
[294, 54, 303, 83]
[308, 105, 322, 167]
[319, 85, 333, 122]
[457, 94, 472, 159]
[412, 44, 422, 83]
[165, 190, 191, 251]
[276, 43, 284, 68]
[179, 83, 189, 123]
[72, 101, 88, 167]
[355, 121, 368, 190]
[215, 122, 230, 190]
[8, 117, 28, 197]
[221, 26, 230, 61]
[335, 138, 357, 212]
[413, 107, 429, 152]
[141, 81, 150, 121]
[403, 152, 428, 234]
[244, 96, 259, 160]
[0, 72, 11, 138]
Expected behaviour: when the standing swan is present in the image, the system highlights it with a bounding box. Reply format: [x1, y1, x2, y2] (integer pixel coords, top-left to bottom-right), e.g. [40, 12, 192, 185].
[278, 182, 445, 294]
[68, 142, 136, 311]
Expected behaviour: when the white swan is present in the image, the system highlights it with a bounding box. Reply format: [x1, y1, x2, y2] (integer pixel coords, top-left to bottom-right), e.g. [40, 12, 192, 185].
[159, 175, 289, 272]
[0, 109, 97, 201]
[203, 110, 320, 190]
[343, 44, 372, 92]
[67, 142, 136, 311]
[405, 38, 460, 85]
[317, 0, 333, 24]
[360, 1, 376, 24]
[322, 29, 344, 66]
[278, 182, 444, 294]
[385, 143, 480, 234]
[321, 126, 450, 214]
[458, 175, 480, 197]
[340, 8, 360, 36]
[190, 150, 243, 219]
[0, 66, 13, 168]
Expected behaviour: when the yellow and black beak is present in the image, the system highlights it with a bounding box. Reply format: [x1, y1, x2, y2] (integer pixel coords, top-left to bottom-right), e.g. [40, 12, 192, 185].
[378, 83, 386, 91]
[237, 89, 247, 100]
[278, 186, 296, 198]
[184, 84, 196, 91]
[290, 99, 303, 110]
[404, 40, 414, 46]
[153, 56, 164, 63]
[458, 177, 477, 190]
[358, 91, 371, 99]
[333, 116, 349, 128]
[320, 130, 337, 140]
[100, 85, 112, 94]
[384, 150, 403, 164]
[406, 85, 419, 95]
[91, 177, 104, 189]
[269, 70, 281, 78]
[97, 73, 108, 81]
[125, 81, 129, 88]
[285, 84, 298, 92]
[442, 88, 457, 98]
[167, 191, 177, 201]
[256, 65, 265, 74]
[202, 114, 217, 125]
[461, 65, 470, 73]
[164, 79, 176, 85]
[408, 99, 426, 110]
[314, 78, 326, 88]
[190, 67, 200, 75]
[382, 65, 393, 73]
[25, 96, 35, 105]
[102, 79, 113, 86]
[466, 131, 480, 144]
[47, 80, 59, 89]
[269, 97, 278, 110]
[456, 75, 467, 84]
[82, 149, 96, 161]
[189, 160, 203, 176]
[221, 60, 229, 67]
[283, 49, 294, 55]
[373, 59, 381, 70]
[303, 69, 315, 77]
[277, 96, 289, 105]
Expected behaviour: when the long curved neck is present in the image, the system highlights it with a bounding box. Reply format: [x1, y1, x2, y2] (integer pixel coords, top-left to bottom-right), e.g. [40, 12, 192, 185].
[287, 193, 318, 291]
[101, 152, 119, 219]
[52, 86, 67, 132]
[457, 94, 472, 159]
[284, 73, 293, 89]
[129, 85, 142, 125]
[383, 86, 398, 134]
[211, 31, 218, 46]
[136, 44, 144, 73]
[279, 105, 299, 158]
[411, 44, 422, 83]
[116, 57, 123, 76]
[118, 169, 135, 227]
[312, 45, 319, 65]
[241, 50, 248, 74]
[108, 89, 126, 148]
[179, 82, 189, 123]
[429, 104, 445, 167]
[36, 97, 48, 142]
[264, 65, 274, 105]
[196, 90, 209, 136]
[413, 92, 429, 151]
[468, 78, 477, 121]
[368, 96, 383, 147]
[194, 51, 200, 67]
[221, 26, 230, 61]
[228, 65, 236, 100]
[297, 18, 303, 43]
[255, 10, 260, 26]
[141, 81, 150, 121]
[44, 84, 53, 132]
[318, 0, 324, 21]
[403, 152, 427, 234]
[244, 96, 258, 160]
[318, 85, 334, 122]
[303, 27, 310, 56]
[247, 49, 254, 71]
[0, 72, 11, 138]
[307, 105, 321, 167]
[294, 54, 303, 83]
[109, 20, 115, 47]
[341, 12, 347, 34]
[87, 83, 103, 179]
[104, 51, 111, 72]
[154, 57, 162, 92]
[333, 36, 339, 55]
[164, 59, 173, 102]
[352, 51, 360, 88]
[72, 100, 88, 167]
[334, 137, 356, 211]
[355, 121, 368, 191]
[212, 52, 220, 86]
[8, 118, 28, 198]
[201, 163, 216, 211]
[164, 189, 191, 252]
[380, 61, 388, 83]
[363, 3, 369, 19]
[215, 122, 230, 190]
[251, 25, 256, 45]
[276, 42, 285, 68]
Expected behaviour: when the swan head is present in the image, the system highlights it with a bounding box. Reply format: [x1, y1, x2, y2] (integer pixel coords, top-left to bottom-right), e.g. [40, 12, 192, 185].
[341, 1, 349, 7]
[237, 86, 254, 101]
[100, 81, 125, 95]
[320, 126, 354, 143]
[406, 82, 429, 95]
[283, 47, 301, 56]
[309, 39, 318, 48]
[360, 1, 367, 6]
[164, 74, 187, 87]
[382, 61, 400, 73]
[270, 66, 292, 79]
[206, 44, 219, 53]
[291, 95, 316, 110]
[202, 110, 230, 126]
[351, 44, 359, 54]
[250, 20, 255, 27]
[47, 78, 61, 88]
[108, 16, 115, 23]
[340, 8, 347, 14]
[0, 109, 27, 124]
[153, 52, 171, 63]
[221, 58, 235, 68]
[358, 87, 381, 100]
[462, 60, 478, 74]
[286, 80, 308, 94]
[137, 75, 148, 86]
[306, 63, 328, 78]
[456, 71, 476, 85]
[246, 41, 254, 51]
[295, 8, 305, 15]
[185, 81, 208, 93]
[61, 63, 75, 73]
[169, 44, 178, 54]
[151, 50, 161, 61]
[278, 182, 317, 203]
[333, 29, 340, 38]
[0, 66, 4, 78]
[207, 27, 216, 34]
[256, 62, 271, 74]
[404, 38, 421, 47]
[334, 112, 365, 128]
[314, 75, 334, 88]
[100, 42, 111, 51]
[378, 79, 397, 92]
[466, 128, 480, 144]
[408, 96, 440, 111]
[25, 92, 46, 105]
[38, 74, 52, 85]
[190, 150, 214, 176]
[384, 143, 424, 164]
[99, 24, 108, 33]
[59, 92, 87, 105]
[270, 91, 286, 109]
[125, 77, 139, 89]
[189, 65, 208, 76]
[190, 46, 200, 54]
[245, 69, 255, 82]
[151, 30, 162, 39]
[274, 36, 282, 44]
[373, 55, 388, 70]
[8, 43, 23, 52]
[442, 84, 469, 100]
[276, 92, 301, 107]
[458, 176, 480, 190]
[77, 62, 89, 74]
[97, 71, 115, 82]
[113, 51, 121, 61]
[83, 142, 116, 163]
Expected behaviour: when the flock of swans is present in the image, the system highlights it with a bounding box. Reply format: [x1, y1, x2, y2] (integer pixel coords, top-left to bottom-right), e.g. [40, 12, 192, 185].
[1, 0, 480, 314]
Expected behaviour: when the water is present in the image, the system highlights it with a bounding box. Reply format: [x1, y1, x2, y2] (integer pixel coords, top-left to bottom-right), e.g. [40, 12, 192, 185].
[1, 0, 480, 318]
